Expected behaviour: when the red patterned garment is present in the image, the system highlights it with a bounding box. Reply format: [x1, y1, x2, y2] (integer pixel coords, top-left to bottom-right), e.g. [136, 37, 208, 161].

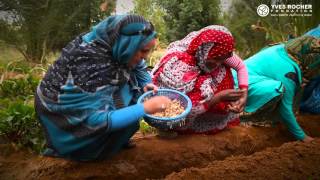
[152, 25, 247, 134]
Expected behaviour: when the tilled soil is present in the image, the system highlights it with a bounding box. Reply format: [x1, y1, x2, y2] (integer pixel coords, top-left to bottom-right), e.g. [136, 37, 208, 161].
[0, 115, 319, 180]
[166, 139, 320, 180]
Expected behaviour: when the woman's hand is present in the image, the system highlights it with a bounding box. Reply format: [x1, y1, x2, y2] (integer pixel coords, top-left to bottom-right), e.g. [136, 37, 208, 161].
[228, 89, 248, 113]
[143, 96, 171, 114]
[302, 135, 314, 143]
[208, 89, 244, 107]
[143, 83, 158, 94]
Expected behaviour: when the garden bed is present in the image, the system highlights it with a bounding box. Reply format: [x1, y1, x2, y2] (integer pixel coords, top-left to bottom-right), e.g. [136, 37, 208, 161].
[0, 115, 319, 179]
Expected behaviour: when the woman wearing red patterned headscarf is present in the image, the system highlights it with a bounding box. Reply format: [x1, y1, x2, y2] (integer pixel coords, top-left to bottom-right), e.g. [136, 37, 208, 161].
[152, 25, 248, 135]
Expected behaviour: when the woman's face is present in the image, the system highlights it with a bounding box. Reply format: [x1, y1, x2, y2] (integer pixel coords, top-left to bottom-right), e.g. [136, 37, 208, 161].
[128, 39, 156, 68]
[205, 52, 232, 70]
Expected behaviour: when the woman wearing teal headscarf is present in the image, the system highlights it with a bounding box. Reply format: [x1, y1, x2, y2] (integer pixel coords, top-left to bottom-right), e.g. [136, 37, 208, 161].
[233, 34, 320, 143]
[35, 15, 171, 161]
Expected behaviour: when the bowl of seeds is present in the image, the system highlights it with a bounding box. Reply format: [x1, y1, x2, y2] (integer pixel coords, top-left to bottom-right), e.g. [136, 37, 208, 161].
[137, 89, 192, 130]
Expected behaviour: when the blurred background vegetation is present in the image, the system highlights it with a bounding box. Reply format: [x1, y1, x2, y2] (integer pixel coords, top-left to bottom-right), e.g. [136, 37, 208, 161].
[0, 0, 319, 152]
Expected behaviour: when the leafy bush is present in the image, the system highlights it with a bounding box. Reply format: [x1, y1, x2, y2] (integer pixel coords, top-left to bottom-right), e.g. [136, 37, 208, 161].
[0, 73, 40, 100]
[0, 69, 44, 153]
[0, 99, 45, 153]
[5, 60, 33, 73]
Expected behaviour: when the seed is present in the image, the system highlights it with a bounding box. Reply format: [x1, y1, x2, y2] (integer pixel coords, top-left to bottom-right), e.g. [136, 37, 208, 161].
[152, 100, 185, 118]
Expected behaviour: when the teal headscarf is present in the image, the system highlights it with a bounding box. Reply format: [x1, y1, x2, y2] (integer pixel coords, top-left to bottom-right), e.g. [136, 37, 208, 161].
[82, 14, 157, 64]
[305, 24, 320, 38]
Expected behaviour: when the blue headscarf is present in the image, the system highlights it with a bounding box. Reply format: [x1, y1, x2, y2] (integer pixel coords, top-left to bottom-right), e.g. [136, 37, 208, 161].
[82, 14, 157, 64]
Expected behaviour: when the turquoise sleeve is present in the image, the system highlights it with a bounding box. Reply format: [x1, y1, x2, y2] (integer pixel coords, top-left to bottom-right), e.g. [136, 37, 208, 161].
[109, 103, 145, 132]
[86, 104, 145, 132]
[279, 81, 306, 140]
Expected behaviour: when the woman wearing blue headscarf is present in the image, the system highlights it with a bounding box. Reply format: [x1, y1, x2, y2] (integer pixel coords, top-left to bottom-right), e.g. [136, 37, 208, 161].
[35, 15, 171, 161]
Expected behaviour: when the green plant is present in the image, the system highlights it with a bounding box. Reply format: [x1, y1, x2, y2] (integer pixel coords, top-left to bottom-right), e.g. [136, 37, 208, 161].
[4, 60, 33, 73]
[0, 0, 115, 63]
[139, 120, 156, 135]
[0, 73, 40, 100]
[0, 99, 45, 152]
[224, 0, 320, 58]
[155, 0, 221, 42]
[133, 0, 168, 44]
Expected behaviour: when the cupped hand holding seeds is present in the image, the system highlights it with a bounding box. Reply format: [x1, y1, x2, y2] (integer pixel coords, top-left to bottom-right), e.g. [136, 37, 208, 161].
[228, 89, 248, 113]
[143, 96, 171, 114]
[208, 89, 245, 107]
[152, 100, 185, 118]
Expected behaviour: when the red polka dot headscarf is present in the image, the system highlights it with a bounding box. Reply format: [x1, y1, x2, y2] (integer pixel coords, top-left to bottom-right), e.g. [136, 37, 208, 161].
[166, 25, 234, 72]
[187, 29, 234, 56]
